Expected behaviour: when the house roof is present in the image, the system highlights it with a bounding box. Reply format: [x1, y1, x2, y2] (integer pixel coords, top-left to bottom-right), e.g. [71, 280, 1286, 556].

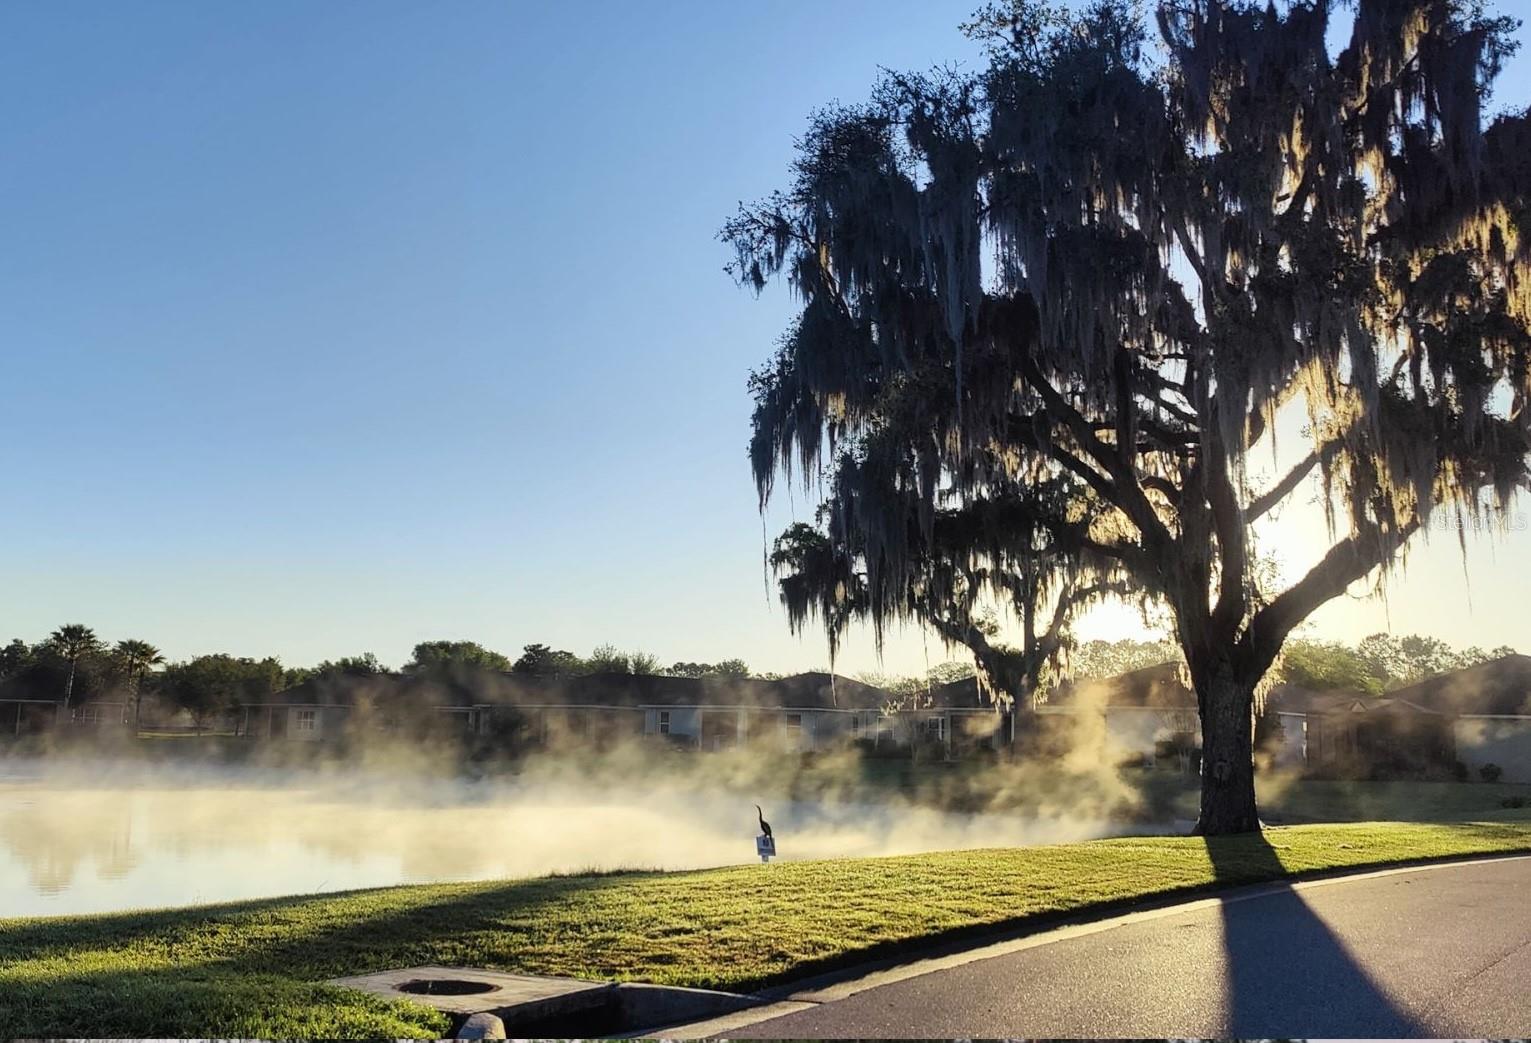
[1268, 656, 1531, 717]
[267, 673, 406, 708]
[856, 653, 1531, 718]
[265, 669, 889, 711]
[1267, 685, 1374, 714]
[472, 671, 887, 710]
[1271, 686, 1442, 716]
[1382, 654, 1531, 716]
[920, 676, 989, 709]
[1049, 661, 1197, 709]
[921, 662, 1199, 710]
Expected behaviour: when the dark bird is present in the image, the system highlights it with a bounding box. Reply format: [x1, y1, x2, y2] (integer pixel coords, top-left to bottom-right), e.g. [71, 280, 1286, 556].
[754, 803, 773, 840]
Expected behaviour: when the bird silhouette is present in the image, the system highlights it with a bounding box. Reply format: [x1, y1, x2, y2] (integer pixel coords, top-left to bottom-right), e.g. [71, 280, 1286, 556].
[754, 803, 773, 840]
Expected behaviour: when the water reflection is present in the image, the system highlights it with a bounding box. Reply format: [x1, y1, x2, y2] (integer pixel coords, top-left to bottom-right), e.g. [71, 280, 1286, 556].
[0, 760, 1168, 918]
[0, 795, 139, 894]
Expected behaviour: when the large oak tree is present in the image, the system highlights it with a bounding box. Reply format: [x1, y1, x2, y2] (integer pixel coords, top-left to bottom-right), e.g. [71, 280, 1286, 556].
[728, 0, 1531, 833]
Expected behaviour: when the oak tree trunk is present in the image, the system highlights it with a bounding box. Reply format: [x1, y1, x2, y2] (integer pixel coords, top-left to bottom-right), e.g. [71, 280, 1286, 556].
[1193, 665, 1260, 835]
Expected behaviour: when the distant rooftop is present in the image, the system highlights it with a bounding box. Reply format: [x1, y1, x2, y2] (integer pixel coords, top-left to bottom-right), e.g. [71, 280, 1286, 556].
[1383, 654, 1531, 716]
[267, 668, 890, 711]
[924, 661, 1197, 710]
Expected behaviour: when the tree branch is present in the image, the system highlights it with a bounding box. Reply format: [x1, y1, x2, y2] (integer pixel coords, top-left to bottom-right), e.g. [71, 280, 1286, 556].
[1247, 449, 1324, 520]
[1016, 351, 1175, 554]
[1239, 518, 1422, 679]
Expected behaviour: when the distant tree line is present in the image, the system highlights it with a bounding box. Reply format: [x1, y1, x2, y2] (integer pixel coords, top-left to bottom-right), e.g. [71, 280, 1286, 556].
[1278, 634, 1519, 695]
[856, 661, 977, 699]
[0, 627, 279, 734]
[1064, 639, 1182, 681]
[1054, 633, 1519, 694]
[4, 625, 1513, 734]
[865, 634, 1521, 701]
[0, 628, 773, 732]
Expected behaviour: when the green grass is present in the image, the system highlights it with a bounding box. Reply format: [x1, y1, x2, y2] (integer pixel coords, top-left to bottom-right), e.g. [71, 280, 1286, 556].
[5, 816, 1531, 1037]
[1263, 778, 1531, 822]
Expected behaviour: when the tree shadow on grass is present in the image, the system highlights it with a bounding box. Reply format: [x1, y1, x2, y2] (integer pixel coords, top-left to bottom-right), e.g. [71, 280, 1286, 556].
[0, 871, 674, 1036]
[1204, 830, 1424, 1035]
[0, 866, 658, 954]
[0, 963, 447, 1038]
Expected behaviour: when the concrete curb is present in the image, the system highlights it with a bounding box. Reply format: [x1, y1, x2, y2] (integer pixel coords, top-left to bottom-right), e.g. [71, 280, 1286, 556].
[615, 981, 762, 1033]
[645, 850, 1531, 1038]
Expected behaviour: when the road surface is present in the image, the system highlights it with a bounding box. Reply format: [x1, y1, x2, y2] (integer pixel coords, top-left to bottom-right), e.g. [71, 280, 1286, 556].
[710, 855, 1531, 1037]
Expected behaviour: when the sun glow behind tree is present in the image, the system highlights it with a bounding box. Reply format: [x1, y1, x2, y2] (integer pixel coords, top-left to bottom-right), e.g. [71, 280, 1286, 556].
[729, 0, 1531, 833]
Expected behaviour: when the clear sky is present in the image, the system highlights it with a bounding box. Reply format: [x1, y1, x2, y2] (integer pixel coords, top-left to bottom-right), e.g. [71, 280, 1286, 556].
[3, 1, 1528, 676]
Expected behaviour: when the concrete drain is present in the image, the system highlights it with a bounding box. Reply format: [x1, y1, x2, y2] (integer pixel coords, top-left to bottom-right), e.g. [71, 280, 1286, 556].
[396, 978, 499, 996]
[328, 964, 761, 1038]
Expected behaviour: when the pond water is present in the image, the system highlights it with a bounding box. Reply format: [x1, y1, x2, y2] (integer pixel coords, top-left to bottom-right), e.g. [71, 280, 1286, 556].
[0, 759, 1173, 918]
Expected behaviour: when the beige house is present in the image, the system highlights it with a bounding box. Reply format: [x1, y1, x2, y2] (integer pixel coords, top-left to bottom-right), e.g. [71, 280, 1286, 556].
[1266, 654, 1531, 781]
[1388, 655, 1531, 782]
[239, 669, 891, 753]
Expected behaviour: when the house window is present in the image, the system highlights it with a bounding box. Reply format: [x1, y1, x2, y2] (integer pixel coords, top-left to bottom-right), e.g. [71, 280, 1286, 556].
[785, 713, 803, 730]
[849, 714, 860, 734]
[658, 710, 671, 735]
[926, 716, 946, 741]
[295, 709, 317, 732]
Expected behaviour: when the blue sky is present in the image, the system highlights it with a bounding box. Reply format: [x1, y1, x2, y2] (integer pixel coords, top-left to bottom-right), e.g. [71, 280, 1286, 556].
[3, 1, 1528, 674]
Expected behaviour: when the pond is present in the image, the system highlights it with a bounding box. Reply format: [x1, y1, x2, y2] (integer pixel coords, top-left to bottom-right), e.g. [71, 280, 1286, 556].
[0, 758, 1174, 918]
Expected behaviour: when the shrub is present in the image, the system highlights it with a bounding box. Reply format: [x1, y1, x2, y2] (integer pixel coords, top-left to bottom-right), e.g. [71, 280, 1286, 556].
[1481, 763, 1505, 783]
[852, 737, 911, 759]
[1501, 796, 1526, 809]
[1452, 760, 1470, 781]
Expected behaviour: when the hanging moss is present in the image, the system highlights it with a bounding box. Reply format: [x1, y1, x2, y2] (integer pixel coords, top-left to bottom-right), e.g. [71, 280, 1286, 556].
[727, 0, 1531, 712]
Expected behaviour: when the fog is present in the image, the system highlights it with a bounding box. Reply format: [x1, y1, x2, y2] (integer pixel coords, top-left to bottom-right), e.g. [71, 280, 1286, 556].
[0, 744, 1188, 918]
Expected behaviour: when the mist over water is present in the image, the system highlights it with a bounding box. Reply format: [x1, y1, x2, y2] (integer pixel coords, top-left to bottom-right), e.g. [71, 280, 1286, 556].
[0, 752, 1178, 918]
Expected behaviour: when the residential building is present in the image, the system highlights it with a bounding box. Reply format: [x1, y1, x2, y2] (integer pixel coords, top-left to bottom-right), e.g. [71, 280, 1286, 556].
[1388, 654, 1531, 782]
[237, 669, 890, 753]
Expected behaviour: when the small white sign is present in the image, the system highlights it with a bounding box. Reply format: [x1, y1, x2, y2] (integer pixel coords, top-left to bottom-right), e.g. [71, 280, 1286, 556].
[756, 834, 776, 862]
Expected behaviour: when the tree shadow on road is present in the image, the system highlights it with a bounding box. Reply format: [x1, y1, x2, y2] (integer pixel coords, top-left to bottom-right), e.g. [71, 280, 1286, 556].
[1204, 830, 1424, 1036]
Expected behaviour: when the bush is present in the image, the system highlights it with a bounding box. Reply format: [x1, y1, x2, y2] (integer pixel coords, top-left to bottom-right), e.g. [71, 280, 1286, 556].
[1452, 760, 1470, 781]
[1480, 763, 1505, 783]
[851, 737, 911, 759]
[660, 732, 698, 751]
[1501, 796, 1526, 809]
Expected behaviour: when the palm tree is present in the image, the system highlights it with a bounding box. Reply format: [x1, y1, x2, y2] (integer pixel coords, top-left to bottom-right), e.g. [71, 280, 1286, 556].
[49, 624, 103, 719]
[114, 639, 164, 732]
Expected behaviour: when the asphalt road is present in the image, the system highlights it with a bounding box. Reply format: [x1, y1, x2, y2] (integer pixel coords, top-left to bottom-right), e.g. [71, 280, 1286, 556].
[722, 856, 1531, 1037]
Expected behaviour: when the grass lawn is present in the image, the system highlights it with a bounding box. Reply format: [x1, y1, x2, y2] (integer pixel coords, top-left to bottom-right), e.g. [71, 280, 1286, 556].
[4, 816, 1531, 1037]
[1263, 778, 1531, 822]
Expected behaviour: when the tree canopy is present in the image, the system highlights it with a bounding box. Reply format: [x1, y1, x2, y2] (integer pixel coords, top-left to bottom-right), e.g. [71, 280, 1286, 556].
[730, 0, 1531, 833]
[1354, 631, 1517, 689]
[584, 644, 662, 676]
[403, 640, 513, 674]
[158, 654, 283, 732]
[112, 639, 165, 725]
[666, 658, 753, 679]
[1068, 638, 1181, 680]
[512, 643, 585, 676]
[857, 660, 977, 699]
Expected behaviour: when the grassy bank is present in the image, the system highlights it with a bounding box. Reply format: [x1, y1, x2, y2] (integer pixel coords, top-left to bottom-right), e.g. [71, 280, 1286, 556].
[4, 817, 1531, 1037]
